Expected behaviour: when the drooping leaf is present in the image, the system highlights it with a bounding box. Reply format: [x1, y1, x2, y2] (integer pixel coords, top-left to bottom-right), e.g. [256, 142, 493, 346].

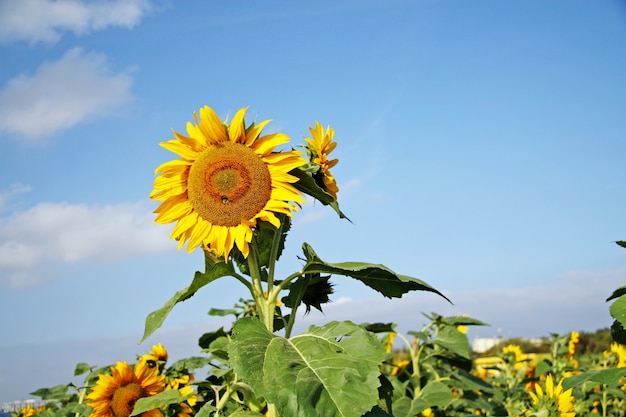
[607, 285, 626, 302]
[289, 166, 349, 220]
[301, 243, 450, 301]
[432, 326, 471, 359]
[141, 254, 235, 343]
[562, 368, 626, 391]
[131, 389, 186, 416]
[229, 318, 385, 417]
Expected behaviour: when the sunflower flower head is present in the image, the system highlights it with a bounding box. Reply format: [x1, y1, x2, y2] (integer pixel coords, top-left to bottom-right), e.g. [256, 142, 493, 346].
[384, 332, 397, 354]
[304, 121, 339, 199]
[151, 105, 306, 259]
[86, 360, 165, 417]
[19, 405, 48, 417]
[604, 342, 626, 368]
[526, 374, 576, 417]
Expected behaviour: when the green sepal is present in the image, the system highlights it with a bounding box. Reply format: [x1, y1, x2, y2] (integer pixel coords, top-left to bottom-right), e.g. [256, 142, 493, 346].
[282, 273, 334, 313]
[301, 243, 450, 301]
[140, 251, 235, 343]
[228, 317, 386, 417]
[289, 166, 350, 221]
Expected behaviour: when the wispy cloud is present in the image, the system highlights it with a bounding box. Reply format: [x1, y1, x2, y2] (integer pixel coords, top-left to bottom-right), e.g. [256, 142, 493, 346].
[0, 48, 133, 143]
[0, 0, 153, 44]
[0, 183, 33, 212]
[0, 201, 172, 288]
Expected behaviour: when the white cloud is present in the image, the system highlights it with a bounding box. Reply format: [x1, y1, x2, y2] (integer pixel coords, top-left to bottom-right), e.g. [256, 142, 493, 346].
[0, 0, 153, 44]
[0, 48, 133, 142]
[0, 201, 172, 288]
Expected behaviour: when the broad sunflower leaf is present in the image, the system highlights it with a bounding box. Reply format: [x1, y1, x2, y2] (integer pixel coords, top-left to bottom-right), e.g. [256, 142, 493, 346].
[432, 326, 471, 359]
[228, 317, 385, 417]
[289, 166, 349, 220]
[301, 243, 450, 301]
[141, 254, 234, 343]
[131, 389, 186, 416]
[562, 368, 626, 391]
[609, 294, 626, 327]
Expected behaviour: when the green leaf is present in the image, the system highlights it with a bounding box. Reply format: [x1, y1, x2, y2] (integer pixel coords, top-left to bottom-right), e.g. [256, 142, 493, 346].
[229, 318, 386, 417]
[361, 323, 396, 333]
[432, 326, 471, 359]
[289, 166, 350, 220]
[607, 285, 626, 302]
[616, 240, 626, 248]
[74, 362, 92, 376]
[417, 381, 455, 408]
[609, 294, 626, 329]
[301, 243, 450, 301]
[562, 368, 626, 391]
[131, 389, 186, 416]
[611, 319, 626, 345]
[391, 397, 430, 417]
[228, 412, 265, 417]
[30, 384, 71, 401]
[198, 327, 229, 349]
[140, 256, 234, 343]
[194, 402, 217, 417]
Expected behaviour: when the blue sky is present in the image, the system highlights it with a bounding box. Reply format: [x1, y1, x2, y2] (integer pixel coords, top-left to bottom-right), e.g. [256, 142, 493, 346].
[1, 0, 625, 403]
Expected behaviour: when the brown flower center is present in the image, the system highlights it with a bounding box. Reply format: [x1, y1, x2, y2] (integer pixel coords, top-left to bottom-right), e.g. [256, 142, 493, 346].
[110, 382, 146, 417]
[187, 142, 272, 227]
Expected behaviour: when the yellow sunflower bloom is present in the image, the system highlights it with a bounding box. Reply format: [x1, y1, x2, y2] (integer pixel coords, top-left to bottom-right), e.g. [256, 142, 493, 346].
[143, 343, 168, 363]
[527, 374, 576, 417]
[86, 360, 165, 417]
[151, 105, 306, 259]
[20, 405, 47, 417]
[304, 121, 339, 199]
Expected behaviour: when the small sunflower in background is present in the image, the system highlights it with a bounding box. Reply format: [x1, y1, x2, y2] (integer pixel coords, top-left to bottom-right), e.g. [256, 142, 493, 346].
[304, 121, 339, 199]
[86, 360, 165, 417]
[151, 105, 305, 259]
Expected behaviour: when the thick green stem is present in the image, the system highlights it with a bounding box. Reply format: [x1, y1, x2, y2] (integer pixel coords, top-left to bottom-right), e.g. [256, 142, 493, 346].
[283, 274, 310, 338]
[247, 244, 274, 331]
[267, 218, 287, 292]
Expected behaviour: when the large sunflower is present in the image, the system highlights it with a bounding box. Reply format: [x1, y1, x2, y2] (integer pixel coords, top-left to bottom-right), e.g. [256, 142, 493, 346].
[304, 121, 339, 199]
[86, 361, 165, 417]
[527, 374, 575, 417]
[151, 106, 305, 258]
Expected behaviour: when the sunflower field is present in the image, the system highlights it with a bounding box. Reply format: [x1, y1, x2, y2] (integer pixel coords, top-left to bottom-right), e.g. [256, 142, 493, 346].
[7, 106, 626, 417]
